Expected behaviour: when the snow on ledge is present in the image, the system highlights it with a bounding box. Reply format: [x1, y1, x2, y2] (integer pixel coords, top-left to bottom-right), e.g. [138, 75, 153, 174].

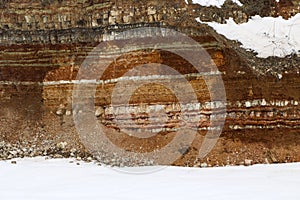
[197, 14, 300, 58]
[185, 0, 243, 8]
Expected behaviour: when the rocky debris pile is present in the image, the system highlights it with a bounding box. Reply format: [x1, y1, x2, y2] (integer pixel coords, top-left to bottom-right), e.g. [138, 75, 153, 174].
[0, 141, 88, 161]
[0, 140, 155, 167]
[93, 151, 155, 168]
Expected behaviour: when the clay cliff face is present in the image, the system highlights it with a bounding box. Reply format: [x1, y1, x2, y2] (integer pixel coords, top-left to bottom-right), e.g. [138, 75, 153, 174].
[0, 0, 300, 166]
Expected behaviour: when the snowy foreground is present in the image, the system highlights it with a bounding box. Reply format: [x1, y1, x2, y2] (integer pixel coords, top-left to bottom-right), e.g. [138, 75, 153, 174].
[1, 157, 300, 200]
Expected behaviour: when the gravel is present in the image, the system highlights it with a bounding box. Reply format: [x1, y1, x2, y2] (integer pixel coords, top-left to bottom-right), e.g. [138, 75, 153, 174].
[0, 140, 155, 167]
[0, 140, 91, 162]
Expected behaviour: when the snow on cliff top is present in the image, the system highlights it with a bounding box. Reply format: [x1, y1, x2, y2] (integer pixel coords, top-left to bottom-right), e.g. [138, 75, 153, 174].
[197, 14, 300, 58]
[185, 0, 243, 7]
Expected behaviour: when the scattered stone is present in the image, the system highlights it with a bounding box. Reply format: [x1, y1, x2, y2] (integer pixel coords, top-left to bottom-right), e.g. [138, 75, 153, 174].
[70, 148, 77, 153]
[53, 154, 63, 159]
[76, 157, 82, 161]
[57, 142, 68, 150]
[9, 150, 18, 156]
[0, 141, 101, 166]
[200, 162, 208, 168]
[244, 159, 253, 166]
[65, 110, 72, 116]
[56, 104, 66, 116]
[56, 109, 65, 116]
[95, 106, 104, 117]
[87, 157, 93, 162]
[11, 161, 17, 164]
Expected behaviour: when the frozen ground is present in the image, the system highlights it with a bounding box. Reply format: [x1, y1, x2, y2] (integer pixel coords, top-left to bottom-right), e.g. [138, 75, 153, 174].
[1, 157, 300, 200]
[198, 14, 300, 58]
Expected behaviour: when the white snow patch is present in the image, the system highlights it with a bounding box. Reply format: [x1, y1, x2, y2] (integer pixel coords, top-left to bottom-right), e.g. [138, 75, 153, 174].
[199, 14, 300, 58]
[232, 0, 243, 6]
[1, 157, 300, 200]
[185, 0, 243, 7]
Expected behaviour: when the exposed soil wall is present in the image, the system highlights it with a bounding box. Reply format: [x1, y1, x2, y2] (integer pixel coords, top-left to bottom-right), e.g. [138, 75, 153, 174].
[0, 0, 300, 166]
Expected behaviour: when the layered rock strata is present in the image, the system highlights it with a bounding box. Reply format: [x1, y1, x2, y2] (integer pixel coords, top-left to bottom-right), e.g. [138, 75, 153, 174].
[0, 0, 300, 166]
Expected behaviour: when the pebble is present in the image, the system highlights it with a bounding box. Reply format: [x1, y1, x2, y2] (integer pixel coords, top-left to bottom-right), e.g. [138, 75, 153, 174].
[56, 109, 65, 116]
[56, 104, 66, 116]
[57, 142, 68, 149]
[70, 148, 77, 153]
[87, 157, 93, 162]
[244, 159, 253, 166]
[200, 162, 208, 168]
[76, 157, 82, 161]
[95, 107, 104, 117]
[65, 110, 72, 116]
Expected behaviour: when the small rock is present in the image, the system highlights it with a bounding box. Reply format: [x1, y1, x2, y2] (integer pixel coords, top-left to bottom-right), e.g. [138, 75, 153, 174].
[11, 161, 17, 164]
[200, 162, 208, 168]
[9, 150, 18, 156]
[56, 104, 66, 116]
[56, 109, 65, 116]
[53, 154, 63, 159]
[245, 101, 251, 108]
[87, 157, 93, 162]
[95, 107, 104, 117]
[57, 142, 67, 150]
[76, 157, 82, 161]
[244, 159, 253, 166]
[70, 148, 77, 153]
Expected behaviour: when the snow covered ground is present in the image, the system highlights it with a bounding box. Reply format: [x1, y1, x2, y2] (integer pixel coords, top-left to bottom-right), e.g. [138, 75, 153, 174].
[197, 14, 300, 58]
[1, 157, 300, 200]
[185, 0, 243, 8]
